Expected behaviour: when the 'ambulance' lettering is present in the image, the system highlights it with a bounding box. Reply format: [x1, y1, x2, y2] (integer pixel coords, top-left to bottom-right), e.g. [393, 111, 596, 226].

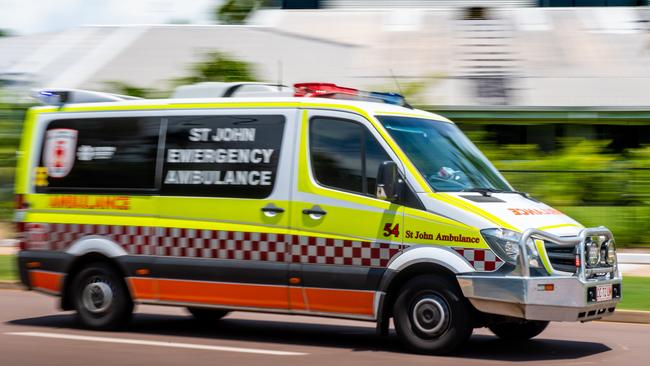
[164, 170, 272, 186]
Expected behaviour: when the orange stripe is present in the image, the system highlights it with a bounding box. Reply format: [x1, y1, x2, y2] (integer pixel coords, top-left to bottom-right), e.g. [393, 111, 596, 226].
[29, 270, 63, 294]
[156, 279, 290, 309]
[304, 288, 375, 316]
[288, 287, 307, 311]
[128, 278, 375, 316]
[128, 277, 158, 300]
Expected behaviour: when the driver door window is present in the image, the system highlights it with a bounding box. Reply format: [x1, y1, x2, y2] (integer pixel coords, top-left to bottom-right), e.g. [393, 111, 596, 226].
[310, 117, 391, 197]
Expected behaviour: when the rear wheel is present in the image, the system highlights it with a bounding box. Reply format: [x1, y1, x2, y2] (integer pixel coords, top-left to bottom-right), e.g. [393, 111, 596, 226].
[393, 275, 473, 355]
[187, 307, 229, 322]
[488, 320, 549, 341]
[72, 262, 133, 330]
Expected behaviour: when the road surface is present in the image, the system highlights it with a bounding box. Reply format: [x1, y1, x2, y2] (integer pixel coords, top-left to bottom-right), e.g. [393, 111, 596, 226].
[0, 290, 647, 366]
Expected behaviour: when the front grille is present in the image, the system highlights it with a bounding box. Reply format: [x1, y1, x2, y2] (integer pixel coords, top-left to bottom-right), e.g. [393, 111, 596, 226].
[544, 242, 577, 273]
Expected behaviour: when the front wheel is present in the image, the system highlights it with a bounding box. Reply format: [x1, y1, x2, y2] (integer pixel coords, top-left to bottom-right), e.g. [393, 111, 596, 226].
[72, 262, 133, 330]
[393, 275, 474, 355]
[488, 320, 549, 341]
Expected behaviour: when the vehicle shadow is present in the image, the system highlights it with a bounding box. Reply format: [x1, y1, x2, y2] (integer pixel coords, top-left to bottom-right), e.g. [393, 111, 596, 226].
[8, 312, 611, 362]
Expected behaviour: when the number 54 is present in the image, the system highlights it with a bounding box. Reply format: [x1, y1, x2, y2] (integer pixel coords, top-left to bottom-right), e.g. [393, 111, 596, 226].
[383, 223, 400, 238]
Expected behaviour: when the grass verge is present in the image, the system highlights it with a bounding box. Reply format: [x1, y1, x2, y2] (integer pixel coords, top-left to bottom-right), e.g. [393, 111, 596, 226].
[619, 276, 650, 311]
[0, 254, 16, 281]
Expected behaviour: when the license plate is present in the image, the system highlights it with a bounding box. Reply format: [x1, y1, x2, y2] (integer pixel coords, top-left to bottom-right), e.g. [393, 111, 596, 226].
[596, 284, 613, 302]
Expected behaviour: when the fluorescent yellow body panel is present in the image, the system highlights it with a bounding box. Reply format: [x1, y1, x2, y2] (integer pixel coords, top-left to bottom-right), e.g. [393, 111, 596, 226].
[291, 110, 403, 244]
[403, 207, 488, 249]
[158, 197, 291, 234]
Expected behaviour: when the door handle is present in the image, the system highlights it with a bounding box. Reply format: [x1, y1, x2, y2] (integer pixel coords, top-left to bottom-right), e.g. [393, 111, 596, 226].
[261, 203, 285, 217]
[302, 205, 327, 218]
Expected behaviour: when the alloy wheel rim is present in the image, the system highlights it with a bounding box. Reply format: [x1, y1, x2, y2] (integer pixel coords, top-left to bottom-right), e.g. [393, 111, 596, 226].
[411, 294, 451, 337]
[81, 279, 114, 314]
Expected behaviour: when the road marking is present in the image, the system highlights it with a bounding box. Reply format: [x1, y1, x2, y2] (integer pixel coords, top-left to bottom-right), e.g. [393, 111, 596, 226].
[5, 332, 307, 356]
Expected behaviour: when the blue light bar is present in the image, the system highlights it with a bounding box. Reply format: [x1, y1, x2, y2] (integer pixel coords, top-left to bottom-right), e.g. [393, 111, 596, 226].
[367, 91, 407, 106]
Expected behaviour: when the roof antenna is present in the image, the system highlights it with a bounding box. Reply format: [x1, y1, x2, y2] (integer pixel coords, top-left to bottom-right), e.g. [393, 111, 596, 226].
[277, 60, 283, 91]
[389, 69, 403, 95]
[389, 69, 413, 109]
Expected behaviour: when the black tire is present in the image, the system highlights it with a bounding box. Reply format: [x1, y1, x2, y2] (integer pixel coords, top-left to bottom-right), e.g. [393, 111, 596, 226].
[488, 320, 549, 341]
[72, 262, 133, 330]
[393, 274, 473, 355]
[187, 307, 229, 322]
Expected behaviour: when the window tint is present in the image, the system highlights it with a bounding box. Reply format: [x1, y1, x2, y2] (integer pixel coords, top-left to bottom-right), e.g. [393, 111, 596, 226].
[36, 117, 161, 192]
[162, 115, 285, 198]
[310, 117, 391, 196]
[365, 131, 391, 195]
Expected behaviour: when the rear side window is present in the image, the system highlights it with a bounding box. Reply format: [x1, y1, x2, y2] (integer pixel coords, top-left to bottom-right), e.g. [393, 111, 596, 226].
[310, 117, 391, 196]
[161, 115, 285, 198]
[36, 117, 161, 193]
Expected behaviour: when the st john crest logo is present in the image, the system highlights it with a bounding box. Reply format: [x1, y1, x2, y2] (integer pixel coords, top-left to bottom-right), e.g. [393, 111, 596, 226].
[44, 129, 78, 178]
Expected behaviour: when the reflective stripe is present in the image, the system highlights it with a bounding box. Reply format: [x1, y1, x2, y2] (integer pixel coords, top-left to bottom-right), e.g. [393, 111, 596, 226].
[302, 288, 375, 316]
[537, 223, 583, 231]
[535, 239, 554, 275]
[129, 277, 375, 316]
[156, 278, 289, 309]
[21, 222, 405, 268]
[29, 270, 63, 294]
[434, 193, 519, 231]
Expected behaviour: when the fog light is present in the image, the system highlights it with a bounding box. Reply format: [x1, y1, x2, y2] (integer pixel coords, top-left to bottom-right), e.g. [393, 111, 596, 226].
[606, 240, 617, 265]
[586, 239, 600, 267]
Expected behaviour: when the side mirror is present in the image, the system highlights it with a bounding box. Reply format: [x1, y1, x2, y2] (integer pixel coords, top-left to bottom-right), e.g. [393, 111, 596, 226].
[376, 161, 399, 202]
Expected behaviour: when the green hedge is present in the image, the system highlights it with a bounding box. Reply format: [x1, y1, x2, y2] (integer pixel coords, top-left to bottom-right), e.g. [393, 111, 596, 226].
[560, 206, 650, 247]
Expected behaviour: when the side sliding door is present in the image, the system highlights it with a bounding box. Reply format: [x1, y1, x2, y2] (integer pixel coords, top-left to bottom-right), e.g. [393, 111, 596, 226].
[148, 109, 296, 311]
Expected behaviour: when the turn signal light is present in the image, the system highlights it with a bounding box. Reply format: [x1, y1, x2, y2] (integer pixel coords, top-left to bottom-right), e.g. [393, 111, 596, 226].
[135, 268, 150, 276]
[537, 284, 555, 291]
[26, 261, 41, 269]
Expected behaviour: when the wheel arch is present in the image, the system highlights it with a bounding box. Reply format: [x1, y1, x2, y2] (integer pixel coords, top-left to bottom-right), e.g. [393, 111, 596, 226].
[60, 251, 130, 311]
[376, 246, 474, 334]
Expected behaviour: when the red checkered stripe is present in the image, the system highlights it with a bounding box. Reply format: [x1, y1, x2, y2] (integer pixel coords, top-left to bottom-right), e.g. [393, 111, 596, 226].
[22, 223, 405, 268]
[453, 247, 504, 272]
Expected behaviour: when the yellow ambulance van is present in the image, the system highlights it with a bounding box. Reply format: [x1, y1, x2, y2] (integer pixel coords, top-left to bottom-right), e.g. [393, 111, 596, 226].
[15, 83, 621, 354]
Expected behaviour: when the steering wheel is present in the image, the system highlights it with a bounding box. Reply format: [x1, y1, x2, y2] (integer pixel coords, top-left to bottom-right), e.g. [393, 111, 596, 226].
[426, 174, 468, 189]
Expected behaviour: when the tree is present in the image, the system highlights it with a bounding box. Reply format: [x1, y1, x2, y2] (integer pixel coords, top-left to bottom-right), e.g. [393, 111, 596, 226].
[174, 51, 259, 85]
[0, 29, 10, 37]
[215, 0, 261, 24]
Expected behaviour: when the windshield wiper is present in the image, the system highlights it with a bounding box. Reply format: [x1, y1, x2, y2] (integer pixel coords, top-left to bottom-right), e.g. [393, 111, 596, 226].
[461, 188, 498, 197]
[461, 188, 537, 201]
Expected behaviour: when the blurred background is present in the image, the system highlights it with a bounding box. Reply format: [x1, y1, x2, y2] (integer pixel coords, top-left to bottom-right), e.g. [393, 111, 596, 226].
[1, 0, 650, 248]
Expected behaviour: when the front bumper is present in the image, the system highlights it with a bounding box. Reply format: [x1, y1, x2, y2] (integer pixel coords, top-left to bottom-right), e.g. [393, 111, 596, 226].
[458, 274, 621, 321]
[458, 226, 622, 322]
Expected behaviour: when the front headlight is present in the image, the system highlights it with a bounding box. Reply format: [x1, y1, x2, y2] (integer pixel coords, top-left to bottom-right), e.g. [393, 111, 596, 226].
[480, 228, 542, 268]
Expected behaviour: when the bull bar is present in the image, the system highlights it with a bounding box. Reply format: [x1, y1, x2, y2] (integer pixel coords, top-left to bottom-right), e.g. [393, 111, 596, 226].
[457, 227, 622, 322]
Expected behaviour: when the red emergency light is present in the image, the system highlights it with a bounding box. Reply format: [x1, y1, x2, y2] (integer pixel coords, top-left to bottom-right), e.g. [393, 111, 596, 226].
[294, 83, 357, 97]
[293, 82, 409, 107]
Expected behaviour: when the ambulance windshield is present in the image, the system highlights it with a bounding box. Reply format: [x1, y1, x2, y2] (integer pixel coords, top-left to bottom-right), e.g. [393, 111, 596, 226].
[377, 116, 512, 192]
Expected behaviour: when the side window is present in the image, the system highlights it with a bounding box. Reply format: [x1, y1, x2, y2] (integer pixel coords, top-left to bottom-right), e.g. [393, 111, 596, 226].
[365, 131, 391, 195]
[36, 117, 161, 192]
[310, 117, 392, 197]
[162, 115, 285, 198]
